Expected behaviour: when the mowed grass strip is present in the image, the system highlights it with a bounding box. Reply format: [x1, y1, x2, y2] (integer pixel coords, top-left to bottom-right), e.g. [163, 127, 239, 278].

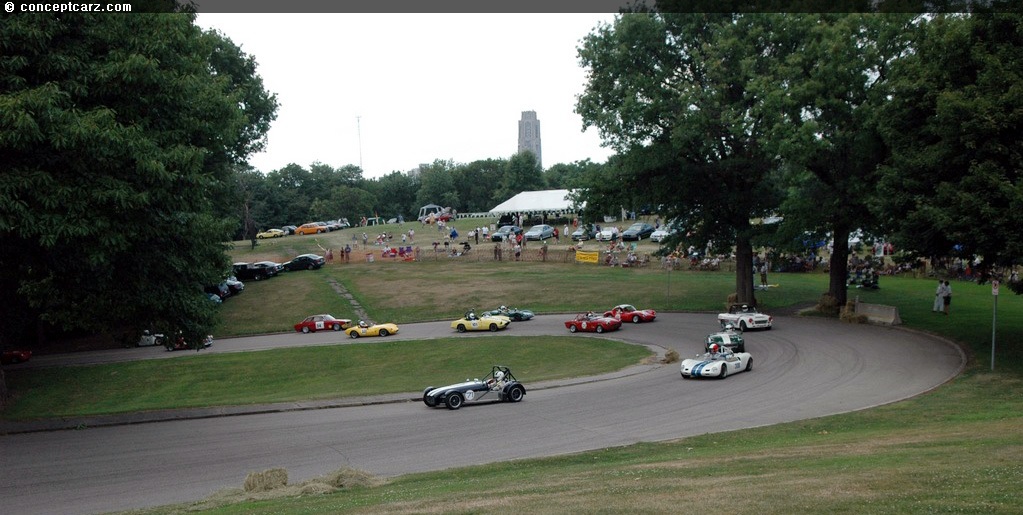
[2, 336, 651, 420]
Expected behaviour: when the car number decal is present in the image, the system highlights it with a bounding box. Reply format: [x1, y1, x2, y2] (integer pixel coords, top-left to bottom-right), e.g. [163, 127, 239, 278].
[315, 321, 325, 329]
[465, 390, 475, 400]
[471, 321, 479, 327]
[581, 322, 587, 329]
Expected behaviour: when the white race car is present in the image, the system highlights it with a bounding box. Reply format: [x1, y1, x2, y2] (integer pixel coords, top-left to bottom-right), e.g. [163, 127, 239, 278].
[717, 303, 773, 331]
[680, 346, 753, 379]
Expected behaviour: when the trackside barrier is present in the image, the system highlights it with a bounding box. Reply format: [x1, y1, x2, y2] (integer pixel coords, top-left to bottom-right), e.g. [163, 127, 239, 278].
[853, 297, 902, 326]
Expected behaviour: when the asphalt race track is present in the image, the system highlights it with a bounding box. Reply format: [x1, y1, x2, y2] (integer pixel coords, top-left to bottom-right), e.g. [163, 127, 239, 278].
[0, 313, 965, 514]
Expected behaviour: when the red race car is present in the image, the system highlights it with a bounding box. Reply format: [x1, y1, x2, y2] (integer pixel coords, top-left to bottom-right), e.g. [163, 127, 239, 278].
[294, 314, 353, 333]
[604, 304, 657, 323]
[565, 313, 622, 334]
[1, 349, 32, 365]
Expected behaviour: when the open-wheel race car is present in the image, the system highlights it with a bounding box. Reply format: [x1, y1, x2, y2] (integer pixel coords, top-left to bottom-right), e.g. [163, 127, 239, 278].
[680, 345, 753, 379]
[717, 303, 773, 331]
[423, 365, 526, 410]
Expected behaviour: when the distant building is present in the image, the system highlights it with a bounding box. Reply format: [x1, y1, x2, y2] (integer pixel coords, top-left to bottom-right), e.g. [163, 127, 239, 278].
[517, 110, 542, 168]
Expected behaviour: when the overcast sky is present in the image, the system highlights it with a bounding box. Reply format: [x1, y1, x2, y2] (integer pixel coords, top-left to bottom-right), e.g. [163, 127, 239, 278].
[195, 14, 619, 178]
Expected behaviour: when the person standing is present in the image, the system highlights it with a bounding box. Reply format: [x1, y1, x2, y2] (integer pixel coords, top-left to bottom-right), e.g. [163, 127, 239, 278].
[942, 280, 952, 315]
[759, 261, 769, 289]
[933, 280, 945, 312]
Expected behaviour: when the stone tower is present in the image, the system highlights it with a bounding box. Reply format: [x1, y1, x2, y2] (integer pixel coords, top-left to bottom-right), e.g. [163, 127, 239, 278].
[517, 110, 542, 168]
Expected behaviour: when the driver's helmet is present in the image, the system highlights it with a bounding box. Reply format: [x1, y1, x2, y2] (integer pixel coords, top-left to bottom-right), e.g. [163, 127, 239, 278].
[494, 370, 505, 382]
[359, 320, 368, 328]
[709, 343, 720, 354]
[724, 323, 736, 332]
[500, 305, 507, 311]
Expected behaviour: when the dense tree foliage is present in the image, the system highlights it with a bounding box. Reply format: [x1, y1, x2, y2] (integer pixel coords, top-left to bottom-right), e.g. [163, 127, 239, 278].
[876, 12, 1023, 290]
[0, 13, 277, 352]
[577, 13, 788, 305]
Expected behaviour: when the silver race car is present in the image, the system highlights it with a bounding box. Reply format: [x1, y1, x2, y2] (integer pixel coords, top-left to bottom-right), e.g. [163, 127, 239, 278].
[423, 365, 526, 410]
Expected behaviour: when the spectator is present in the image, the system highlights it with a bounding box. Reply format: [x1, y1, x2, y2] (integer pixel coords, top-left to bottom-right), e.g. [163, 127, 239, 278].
[553, 227, 560, 243]
[933, 280, 945, 312]
[942, 280, 952, 315]
[514, 241, 521, 261]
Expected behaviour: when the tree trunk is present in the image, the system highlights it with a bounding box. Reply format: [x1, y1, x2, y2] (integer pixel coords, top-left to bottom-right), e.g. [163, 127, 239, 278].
[0, 367, 8, 409]
[829, 227, 851, 307]
[734, 237, 756, 306]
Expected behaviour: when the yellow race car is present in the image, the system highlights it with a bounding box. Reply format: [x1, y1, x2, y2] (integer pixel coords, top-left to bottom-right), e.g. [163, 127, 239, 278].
[344, 321, 399, 339]
[451, 311, 511, 333]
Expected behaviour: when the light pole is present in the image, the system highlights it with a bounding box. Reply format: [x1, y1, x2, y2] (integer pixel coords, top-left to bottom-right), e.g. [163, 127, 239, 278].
[356, 115, 363, 171]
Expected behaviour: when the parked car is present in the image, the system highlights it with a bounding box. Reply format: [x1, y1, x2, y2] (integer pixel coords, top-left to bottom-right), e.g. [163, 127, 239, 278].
[604, 304, 657, 323]
[650, 223, 679, 242]
[296, 223, 325, 235]
[344, 320, 400, 338]
[621, 222, 656, 241]
[136, 330, 166, 347]
[256, 228, 285, 239]
[680, 347, 753, 379]
[524, 224, 555, 241]
[254, 260, 283, 276]
[564, 313, 622, 333]
[423, 365, 526, 410]
[281, 225, 297, 235]
[571, 224, 599, 241]
[283, 254, 325, 271]
[490, 225, 523, 242]
[481, 306, 534, 321]
[232, 262, 273, 281]
[451, 310, 510, 332]
[596, 227, 616, 241]
[717, 304, 773, 331]
[1, 349, 33, 364]
[204, 282, 231, 300]
[224, 277, 244, 294]
[294, 314, 352, 333]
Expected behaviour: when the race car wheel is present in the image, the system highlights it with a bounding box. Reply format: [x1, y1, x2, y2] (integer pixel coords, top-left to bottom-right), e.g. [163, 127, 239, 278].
[456, 324, 466, 333]
[301, 326, 310, 334]
[739, 322, 748, 332]
[632, 315, 640, 323]
[445, 392, 464, 410]
[489, 324, 498, 332]
[332, 323, 341, 331]
[569, 325, 577, 333]
[507, 385, 525, 402]
[596, 325, 604, 334]
[745, 358, 753, 372]
[349, 331, 359, 339]
[379, 329, 389, 336]
[719, 366, 728, 379]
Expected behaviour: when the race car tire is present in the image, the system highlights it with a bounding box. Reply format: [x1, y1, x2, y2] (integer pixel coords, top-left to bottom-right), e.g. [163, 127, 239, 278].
[507, 385, 525, 403]
[632, 315, 641, 323]
[423, 388, 436, 407]
[739, 321, 748, 332]
[349, 331, 360, 339]
[719, 366, 728, 379]
[569, 325, 577, 333]
[332, 323, 341, 331]
[745, 358, 753, 372]
[301, 327, 310, 334]
[489, 324, 498, 332]
[308, 264, 316, 270]
[596, 325, 604, 334]
[456, 324, 467, 333]
[681, 372, 690, 379]
[379, 329, 389, 336]
[445, 393, 464, 410]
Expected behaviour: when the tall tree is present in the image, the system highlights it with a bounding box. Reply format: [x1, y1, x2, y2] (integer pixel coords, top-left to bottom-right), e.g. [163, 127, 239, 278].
[0, 12, 278, 359]
[755, 13, 915, 308]
[876, 11, 1023, 289]
[577, 12, 784, 305]
[494, 151, 545, 204]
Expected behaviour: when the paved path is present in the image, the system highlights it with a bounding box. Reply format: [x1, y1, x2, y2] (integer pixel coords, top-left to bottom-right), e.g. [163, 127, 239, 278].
[0, 313, 965, 514]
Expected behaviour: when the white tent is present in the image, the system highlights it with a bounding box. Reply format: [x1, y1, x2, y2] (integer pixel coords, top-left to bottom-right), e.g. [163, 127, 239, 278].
[488, 189, 581, 215]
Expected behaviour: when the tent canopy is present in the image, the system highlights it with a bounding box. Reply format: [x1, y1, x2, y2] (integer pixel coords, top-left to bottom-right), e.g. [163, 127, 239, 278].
[488, 189, 581, 215]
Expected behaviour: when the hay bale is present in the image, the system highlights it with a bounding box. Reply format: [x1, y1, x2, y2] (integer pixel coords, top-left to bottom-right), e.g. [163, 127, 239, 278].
[318, 467, 378, 489]
[839, 301, 868, 324]
[243, 468, 288, 492]
[816, 293, 841, 315]
[662, 349, 680, 364]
